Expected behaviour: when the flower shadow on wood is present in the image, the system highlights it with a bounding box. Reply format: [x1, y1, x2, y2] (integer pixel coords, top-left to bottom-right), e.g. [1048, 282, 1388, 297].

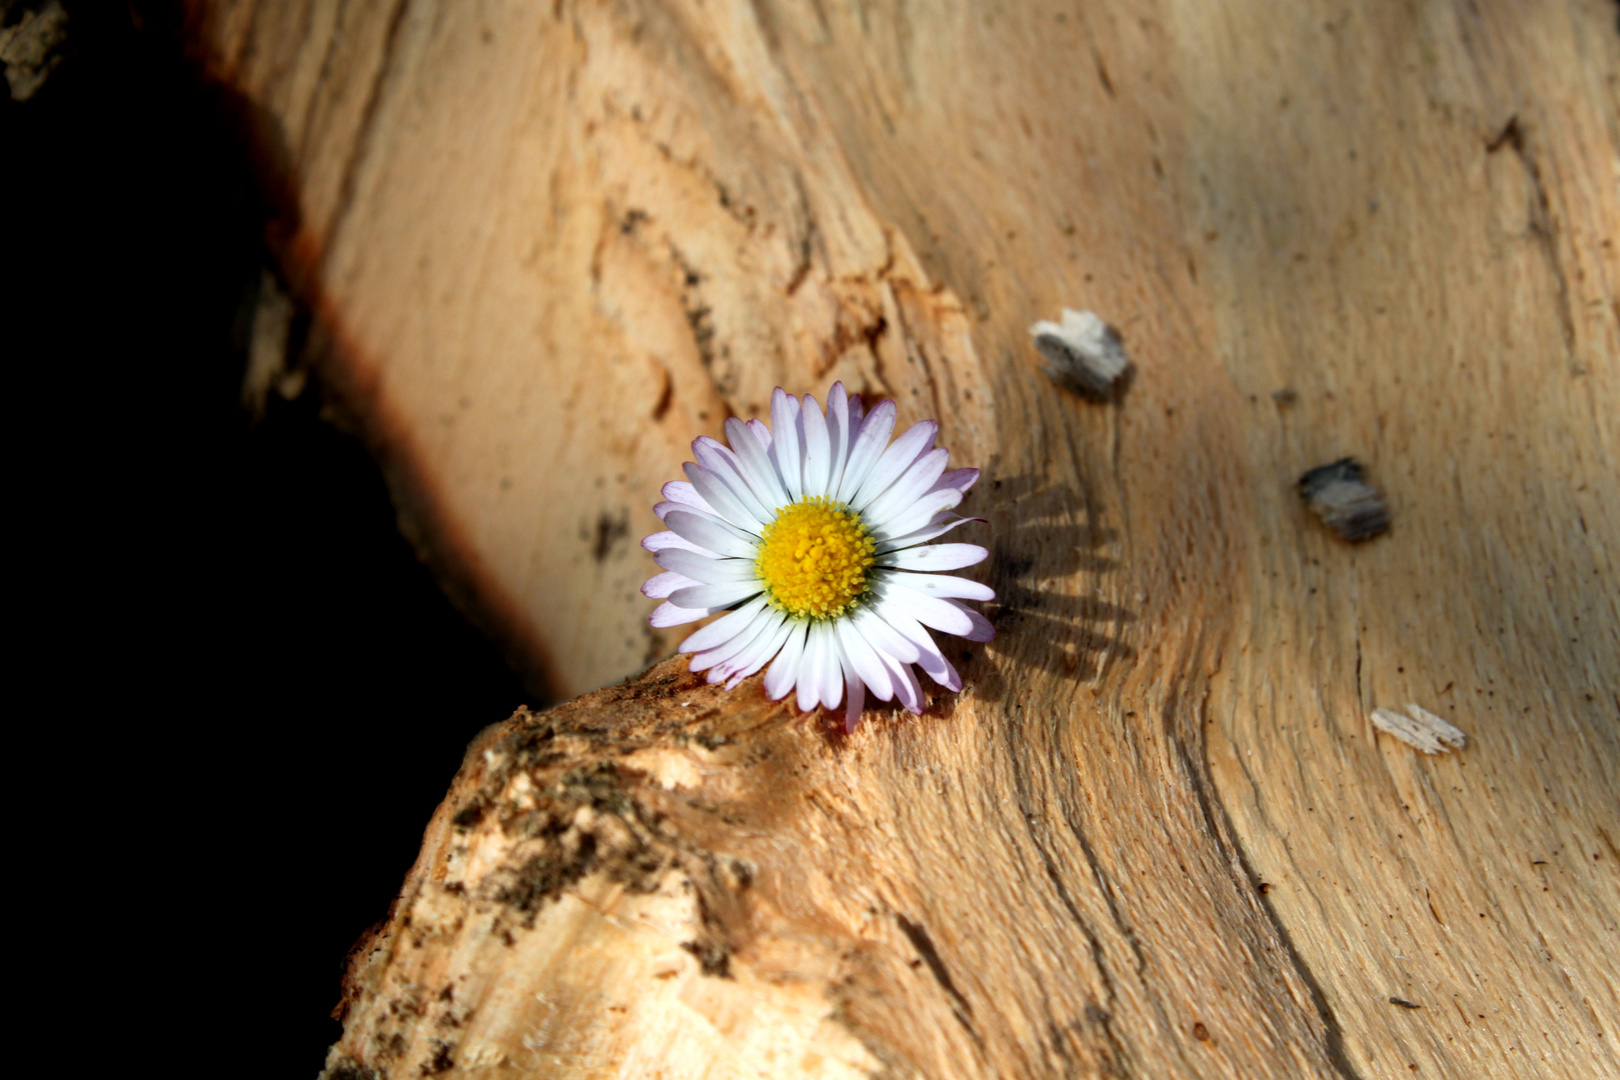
[968, 474, 1136, 696]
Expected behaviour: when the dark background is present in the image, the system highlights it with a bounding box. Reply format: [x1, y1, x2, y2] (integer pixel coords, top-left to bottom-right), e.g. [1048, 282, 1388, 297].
[6, 5, 538, 1074]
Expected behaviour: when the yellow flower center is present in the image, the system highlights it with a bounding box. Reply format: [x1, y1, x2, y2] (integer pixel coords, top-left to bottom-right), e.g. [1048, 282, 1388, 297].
[755, 497, 875, 619]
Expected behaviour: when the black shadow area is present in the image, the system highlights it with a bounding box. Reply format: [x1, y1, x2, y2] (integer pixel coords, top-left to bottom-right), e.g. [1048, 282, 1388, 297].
[5, 5, 534, 1075]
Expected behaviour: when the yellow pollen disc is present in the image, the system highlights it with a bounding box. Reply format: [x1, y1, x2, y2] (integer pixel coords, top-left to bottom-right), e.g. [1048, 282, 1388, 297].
[755, 496, 876, 619]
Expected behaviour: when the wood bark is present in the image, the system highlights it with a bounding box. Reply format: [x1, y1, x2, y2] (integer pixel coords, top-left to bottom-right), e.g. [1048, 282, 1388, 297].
[188, 2, 1618, 1077]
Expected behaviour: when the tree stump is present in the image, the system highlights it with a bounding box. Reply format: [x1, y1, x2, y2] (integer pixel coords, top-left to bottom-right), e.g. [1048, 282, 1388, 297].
[189, 1, 1618, 1076]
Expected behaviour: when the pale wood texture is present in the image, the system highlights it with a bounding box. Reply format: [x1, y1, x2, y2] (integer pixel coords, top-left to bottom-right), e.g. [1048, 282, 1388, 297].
[191, 2, 1618, 1077]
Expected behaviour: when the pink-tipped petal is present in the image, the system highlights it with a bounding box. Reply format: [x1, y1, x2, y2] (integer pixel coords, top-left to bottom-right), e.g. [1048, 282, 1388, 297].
[835, 399, 896, 504]
[689, 602, 774, 672]
[880, 487, 967, 539]
[764, 622, 810, 700]
[679, 595, 769, 654]
[669, 580, 763, 611]
[800, 393, 832, 497]
[650, 600, 712, 628]
[874, 514, 986, 553]
[684, 463, 766, 533]
[642, 570, 697, 598]
[850, 420, 937, 512]
[693, 439, 774, 524]
[944, 599, 996, 642]
[771, 389, 803, 502]
[825, 382, 851, 490]
[887, 655, 925, 714]
[655, 548, 757, 584]
[642, 530, 713, 556]
[725, 417, 790, 509]
[717, 616, 794, 689]
[662, 511, 758, 559]
[844, 663, 865, 733]
[862, 447, 951, 528]
[933, 467, 980, 494]
[661, 480, 712, 510]
[914, 644, 962, 693]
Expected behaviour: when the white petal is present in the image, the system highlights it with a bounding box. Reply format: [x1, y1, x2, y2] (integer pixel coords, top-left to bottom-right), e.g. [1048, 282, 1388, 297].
[850, 607, 921, 664]
[835, 399, 896, 504]
[877, 543, 990, 572]
[880, 570, 995, 602]
[862, 447, 950, 527]
[669, 580, 764, 611]
[816, 622, 845, 710]
[684, 463, 766, 533]
[868, 595, 932, 650]
[650, 600, 712, 628]
[693, 438, 775, 524]
[825, 382, 851, 494]
[867, 602, 958, 693]
[874, 514, 985, 553]
[764, 621, 810, 700]
[679, 595, 770, 654]
[796, 622, 825, 711]
[836, 617, 893, 701]
[725, 417, 790, 510]
[663, 510, 759, 559]
[943, 599, 996, 641]
[642, 570, 697, 598]
[800, 393, 832, 497]
[642, 530, 714, 556]
[771, 389, 803, 502]
[875, 585, 974, 636]
[747, 417, 772, 449]
[656, 548, 758, 584]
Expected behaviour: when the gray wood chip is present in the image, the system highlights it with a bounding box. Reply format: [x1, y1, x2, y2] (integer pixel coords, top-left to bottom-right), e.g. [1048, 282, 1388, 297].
[1030, 309, 1131, 399]
[1370, 704, 1468, 754]
[1299, 458, 1390, 541]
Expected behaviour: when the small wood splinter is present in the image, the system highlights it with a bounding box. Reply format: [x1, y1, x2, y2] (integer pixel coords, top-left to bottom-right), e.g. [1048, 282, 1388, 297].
[1370, 703, 1468, 755]
[1030, 308, 1131, 399]
[1298, 457, 1390, 540]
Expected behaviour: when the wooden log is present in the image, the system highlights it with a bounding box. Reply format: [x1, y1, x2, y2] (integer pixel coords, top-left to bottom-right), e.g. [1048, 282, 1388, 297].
[188, 1, 1618, 1076]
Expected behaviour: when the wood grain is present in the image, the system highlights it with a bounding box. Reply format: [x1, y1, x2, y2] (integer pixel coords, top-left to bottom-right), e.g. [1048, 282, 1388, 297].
[188, 1, 1619, 1076]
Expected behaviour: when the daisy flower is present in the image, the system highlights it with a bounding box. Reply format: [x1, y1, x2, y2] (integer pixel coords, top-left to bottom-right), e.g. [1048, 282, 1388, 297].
[641, 383, 994, 731]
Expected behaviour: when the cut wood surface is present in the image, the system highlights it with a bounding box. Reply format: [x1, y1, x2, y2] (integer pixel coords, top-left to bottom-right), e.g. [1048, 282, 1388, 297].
[189, 1, 1618, 1077]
